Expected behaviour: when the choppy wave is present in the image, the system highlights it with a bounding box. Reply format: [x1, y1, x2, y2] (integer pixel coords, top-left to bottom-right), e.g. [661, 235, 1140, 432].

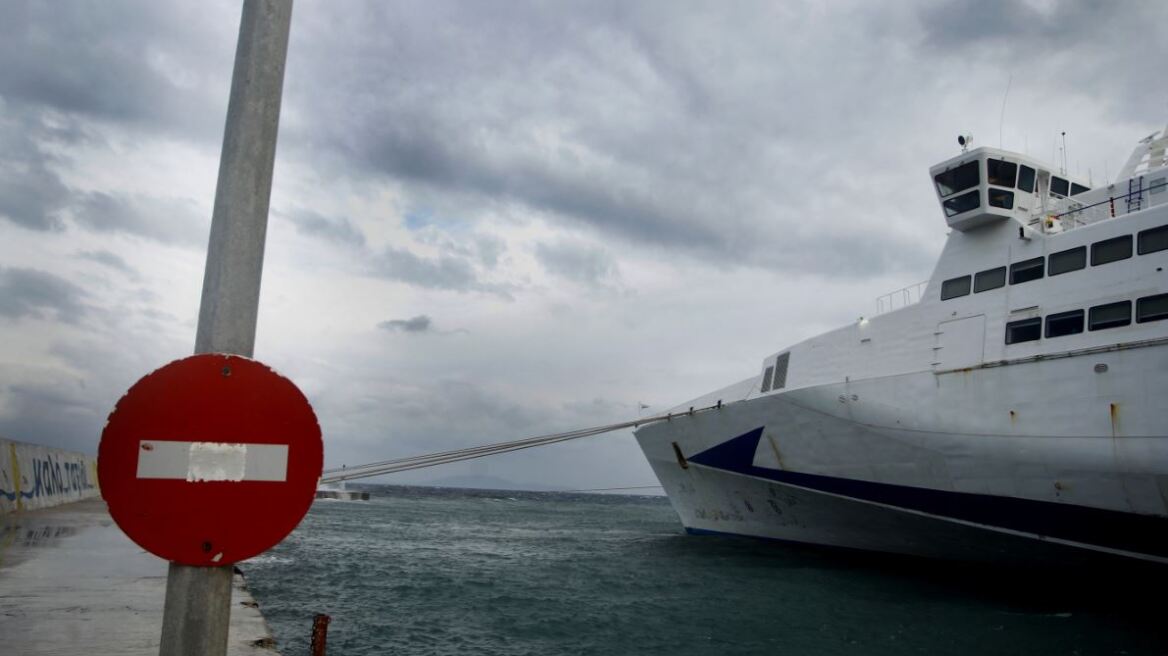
[242, 484, 1167, 656]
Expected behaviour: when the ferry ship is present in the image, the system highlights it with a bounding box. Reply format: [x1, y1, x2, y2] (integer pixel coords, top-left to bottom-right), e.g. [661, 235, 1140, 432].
[634, 125, 1168, 564]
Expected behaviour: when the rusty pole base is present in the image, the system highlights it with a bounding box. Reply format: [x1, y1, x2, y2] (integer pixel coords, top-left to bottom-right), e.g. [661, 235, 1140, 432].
[310, 613, 331, 656]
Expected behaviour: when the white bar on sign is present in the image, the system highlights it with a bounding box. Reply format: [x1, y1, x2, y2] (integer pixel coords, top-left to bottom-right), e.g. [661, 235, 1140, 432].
[242, 444, 290, 482]
[188, 442, 247, 481]
[136, 441, 289, 482]
[136, 441, 192, 479]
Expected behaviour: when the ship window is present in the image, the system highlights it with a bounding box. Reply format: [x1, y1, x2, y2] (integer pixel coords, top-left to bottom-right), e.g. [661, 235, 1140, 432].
[934, 161, 979, 197]
[941, 275, 971, 300]
[987, 159, 1017, 187]
[1151, 177, 1166, 195]
[1009, 257, 1044, 284]
[1048, 246, 1086, 276]
[1071, 183, 1090, 196]
[1088, 301, 1131, 331]
[1017, 165, 1036, 193]
[1051, 176, 1070, 197]
[1136, 293, 1168, 323]
[760, 366, 774, 393]
[1137, 225, 1168, 254]
[772, 352, 790, 390]
[1091, 235, 1132, 266]
[1005, 317, 1041, 344]
[988, 188, 1015, 209]
[1044, 309, 1084, 338]
[942, 190, 980, 217]
[973, 266, 1006, 292]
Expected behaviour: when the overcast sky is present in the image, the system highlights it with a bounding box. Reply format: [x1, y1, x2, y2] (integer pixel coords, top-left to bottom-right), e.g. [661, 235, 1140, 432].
[1, 0, 1165, 491]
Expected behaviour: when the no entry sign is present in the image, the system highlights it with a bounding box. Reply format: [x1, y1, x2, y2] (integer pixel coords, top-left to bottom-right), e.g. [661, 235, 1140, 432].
[99, 354, 323, 565]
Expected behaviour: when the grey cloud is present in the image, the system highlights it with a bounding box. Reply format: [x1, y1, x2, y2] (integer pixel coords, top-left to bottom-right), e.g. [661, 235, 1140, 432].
[0, 112, 70, 231]
[322, 376, 550, 458]
[0, 381, 102, 454]
[373, 246, 475, 289]
[378, 315, 433, 334]
[534, 241, 619, 286]
[0, 267, 87, 323]
[305, 361, 651, 490]
[0, 107, 209, 244]
[0, 336, 174, 455]
[371, 246, 512, 298]
[283, 1, 937, 277]
[0, 2, 234, 141]
[474, 234, 506, 268]
[919, 0, 1113, 46]
[78, 250, 136, 276]
[73, 191, 206, 246]
[916, 0, 1166, 123]
[0, 3, 234, 239]
[285, 209, 366, 248]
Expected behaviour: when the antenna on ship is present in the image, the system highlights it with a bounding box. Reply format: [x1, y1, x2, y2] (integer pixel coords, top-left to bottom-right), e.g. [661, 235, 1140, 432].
[999, 73, 1012, 148]
[1060, 131, 1068, 175]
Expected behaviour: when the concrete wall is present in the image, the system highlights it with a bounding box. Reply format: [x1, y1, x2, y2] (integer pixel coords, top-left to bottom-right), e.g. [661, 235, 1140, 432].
[0, 438, 99, 513]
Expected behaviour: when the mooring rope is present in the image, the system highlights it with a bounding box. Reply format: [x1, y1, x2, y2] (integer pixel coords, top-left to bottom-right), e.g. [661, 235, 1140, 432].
[318, 401, 724, 484]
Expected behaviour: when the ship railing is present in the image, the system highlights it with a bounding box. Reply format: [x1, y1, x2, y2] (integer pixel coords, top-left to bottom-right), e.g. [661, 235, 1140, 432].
[1031, 179, 1167, 234]
[875, 280, 927, 315]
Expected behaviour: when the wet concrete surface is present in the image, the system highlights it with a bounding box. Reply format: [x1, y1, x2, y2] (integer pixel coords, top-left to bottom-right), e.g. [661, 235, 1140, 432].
[0, 499, 277, 655]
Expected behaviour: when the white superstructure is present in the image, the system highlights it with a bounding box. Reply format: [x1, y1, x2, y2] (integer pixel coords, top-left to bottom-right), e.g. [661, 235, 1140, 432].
[635, 125, 1168, 564]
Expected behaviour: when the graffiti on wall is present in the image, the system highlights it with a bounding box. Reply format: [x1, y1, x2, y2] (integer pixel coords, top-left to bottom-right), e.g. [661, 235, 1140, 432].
[0, 439, 99, 513]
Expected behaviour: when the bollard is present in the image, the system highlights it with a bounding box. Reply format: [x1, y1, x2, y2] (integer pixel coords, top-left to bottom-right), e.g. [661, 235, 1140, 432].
[310, 613, 331, 656]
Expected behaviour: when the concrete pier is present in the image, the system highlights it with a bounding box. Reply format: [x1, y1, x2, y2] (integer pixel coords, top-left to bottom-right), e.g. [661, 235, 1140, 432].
[0, 499, 278, 655]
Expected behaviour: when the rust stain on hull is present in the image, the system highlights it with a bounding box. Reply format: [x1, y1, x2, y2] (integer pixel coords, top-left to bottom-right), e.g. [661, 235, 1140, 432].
[766, 434, 787, 470]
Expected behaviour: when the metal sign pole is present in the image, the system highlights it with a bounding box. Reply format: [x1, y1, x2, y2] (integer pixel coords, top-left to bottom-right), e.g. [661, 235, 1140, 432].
[160, 1, 293, 655]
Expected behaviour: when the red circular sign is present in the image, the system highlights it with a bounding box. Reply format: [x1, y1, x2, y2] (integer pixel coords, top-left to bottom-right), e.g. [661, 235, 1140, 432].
[99, 354, 323, 566]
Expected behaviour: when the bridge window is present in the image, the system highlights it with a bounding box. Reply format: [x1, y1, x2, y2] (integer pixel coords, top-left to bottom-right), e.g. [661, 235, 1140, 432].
[987, 159, 1017, 187]
[942, 190, 980, 217]
[935, 161, 979, 197]
[1137, 293, 1168, 323]
[1071, 183, 1090, 196]
[1051, 176, 1070, 197]
[941, 275, 971, 300]
[1137, 225, 1168, 254]
[1048, 246, 1086, 276]
[1005, 317, 1041, 344]
[1088, 301, 1131, 331]
[988, 188, 1015, 209]
[1009, 257, 1044, 285]
[1091, 235, 1132, 266]
[1017, 165, 1036, 193]
[1045, 309, 1084, 338]
[974, 266, 1006, 292]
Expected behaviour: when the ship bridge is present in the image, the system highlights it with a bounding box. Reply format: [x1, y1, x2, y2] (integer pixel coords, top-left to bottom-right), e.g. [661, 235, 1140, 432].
[929, 146, 1092, 232]
[931, 128, 1168, 236]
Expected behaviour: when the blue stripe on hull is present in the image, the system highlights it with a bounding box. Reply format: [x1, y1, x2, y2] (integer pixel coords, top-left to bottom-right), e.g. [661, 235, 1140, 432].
[687, 427, 1168, 560]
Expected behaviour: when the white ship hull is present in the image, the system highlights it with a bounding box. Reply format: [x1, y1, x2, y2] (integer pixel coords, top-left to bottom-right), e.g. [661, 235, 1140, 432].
[635, 345, 1168, 564]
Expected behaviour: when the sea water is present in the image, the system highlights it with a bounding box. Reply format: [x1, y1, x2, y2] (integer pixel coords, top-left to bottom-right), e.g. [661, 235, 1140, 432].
[243, 485, 1165, 656]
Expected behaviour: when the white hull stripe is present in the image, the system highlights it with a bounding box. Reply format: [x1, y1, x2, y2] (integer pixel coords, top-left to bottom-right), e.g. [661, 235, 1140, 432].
[136, 441, 289, 482]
